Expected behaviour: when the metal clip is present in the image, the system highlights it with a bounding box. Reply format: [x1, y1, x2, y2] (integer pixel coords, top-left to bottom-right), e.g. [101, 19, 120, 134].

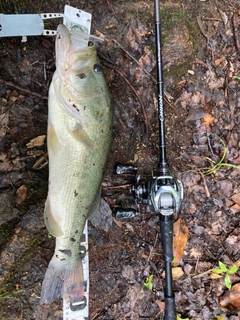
[0, 5, 93, 47]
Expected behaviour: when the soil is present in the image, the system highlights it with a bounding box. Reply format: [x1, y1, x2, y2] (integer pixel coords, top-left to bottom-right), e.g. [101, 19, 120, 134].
[0, 0, 240, 319]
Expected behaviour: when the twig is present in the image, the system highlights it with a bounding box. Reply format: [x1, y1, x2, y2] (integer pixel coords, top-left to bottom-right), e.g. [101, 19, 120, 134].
[201, 17, 221, 21]
[199, 170, 210, 198]
[0, 77, 48, 100]
[101, 59, 149, 133]
[102, 183, 132, 190]
[92, 308, 105, 320]
[192, 269, 212, 279]
[233, 13, 240, 52]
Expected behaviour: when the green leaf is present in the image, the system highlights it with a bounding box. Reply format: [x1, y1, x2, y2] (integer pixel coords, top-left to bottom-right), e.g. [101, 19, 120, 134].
[212, 268, 223, 274]
[233, 75, 240, 80]
[227, 265, 238, 274]
[149, 274, 153, 281]
[219, 261, 227, 273]
[225, 273, 232, 289]
[144, 275, 153, 291]
[176, 315, 189, 320]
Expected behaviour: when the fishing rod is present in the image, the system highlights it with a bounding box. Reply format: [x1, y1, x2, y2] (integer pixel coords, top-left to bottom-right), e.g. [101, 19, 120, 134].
[115, 0, 183, 319]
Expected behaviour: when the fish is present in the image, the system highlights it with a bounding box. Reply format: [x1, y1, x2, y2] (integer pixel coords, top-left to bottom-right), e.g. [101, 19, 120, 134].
[40, 24, 112, 304]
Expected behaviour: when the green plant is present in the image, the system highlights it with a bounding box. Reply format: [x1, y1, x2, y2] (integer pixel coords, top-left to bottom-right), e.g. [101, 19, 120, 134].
[211, 261, 238, 289]
[144, 274, 153, 291]
[176, 315, 189, 320]
[190, 134, 240, 175]
[233, 75, 240, 81]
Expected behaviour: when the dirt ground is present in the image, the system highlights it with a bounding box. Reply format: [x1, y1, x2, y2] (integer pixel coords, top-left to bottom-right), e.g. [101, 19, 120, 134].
[0, 0, 240, 319]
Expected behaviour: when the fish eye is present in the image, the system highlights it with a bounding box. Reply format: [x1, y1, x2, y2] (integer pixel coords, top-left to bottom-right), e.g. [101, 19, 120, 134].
[93, 64, 102, 73]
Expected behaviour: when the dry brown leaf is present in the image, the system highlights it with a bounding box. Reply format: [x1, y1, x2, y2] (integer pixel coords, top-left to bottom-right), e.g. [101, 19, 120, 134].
[113, 217, 123, 228]
[26, 135, 46, 148]
[210, 273, 222, 279]
[32, 153, 48, 170]
[172, 218, 189, 266]
[202, 113, 214, 128]
[172, 267, 184, 280]
[229, 203, 240, 214]
[155, 299, 165, 312]
[15, 184, 27, 205]
[231, 193, 240, 205]
[215, 55, 225, 66]
[220, 283, 240, 310]
[162, 267, 184, 280]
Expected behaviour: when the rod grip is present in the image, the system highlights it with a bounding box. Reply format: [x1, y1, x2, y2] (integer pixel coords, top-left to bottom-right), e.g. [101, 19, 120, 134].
[164, 296, 176, 320]
[160, 215, 176, 320]
[160, 215, 173, 262]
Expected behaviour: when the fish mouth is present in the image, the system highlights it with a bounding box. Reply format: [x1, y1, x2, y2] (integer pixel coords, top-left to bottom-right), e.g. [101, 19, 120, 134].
[56, 24, 96, 73]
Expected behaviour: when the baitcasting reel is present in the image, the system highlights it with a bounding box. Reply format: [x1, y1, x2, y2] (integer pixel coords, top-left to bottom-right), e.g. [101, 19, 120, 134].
[115, 164, 183, 219]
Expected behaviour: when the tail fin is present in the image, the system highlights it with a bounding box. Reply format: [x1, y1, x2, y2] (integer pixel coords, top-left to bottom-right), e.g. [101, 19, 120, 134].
[40, 258, 85, 304]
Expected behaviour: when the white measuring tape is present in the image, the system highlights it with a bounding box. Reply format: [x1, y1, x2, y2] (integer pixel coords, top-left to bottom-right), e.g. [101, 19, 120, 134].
[63, 221, 90, 320]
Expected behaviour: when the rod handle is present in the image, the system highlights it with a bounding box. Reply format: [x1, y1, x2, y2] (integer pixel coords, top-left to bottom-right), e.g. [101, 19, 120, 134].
[164, 295, 176, 320]
[160, 215, 173, 261]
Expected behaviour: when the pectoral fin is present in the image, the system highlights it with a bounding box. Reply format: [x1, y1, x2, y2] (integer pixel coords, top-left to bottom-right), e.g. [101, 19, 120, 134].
[67, 121, 93, 148]
[89, 191, 112, 232]
[44, 197, 63, 237]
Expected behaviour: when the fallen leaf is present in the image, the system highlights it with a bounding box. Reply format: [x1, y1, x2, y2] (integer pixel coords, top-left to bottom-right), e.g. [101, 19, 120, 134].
[220, 283, 240, 310]
[202, 113, 214, 127]
[26, 135, 46, 148]
[172, 267, 184, 280]
[15, 185, 27, 205]
[210, 273, 222, 279]
[113, 217, 123, 228]
[231, 193, 240, 205]
[215, 56, 225, 67]
[162, 267, 184, 280]
[155, 299, 165, 312]
[229, 203, 240, 214]
[172, 218, 189, 266]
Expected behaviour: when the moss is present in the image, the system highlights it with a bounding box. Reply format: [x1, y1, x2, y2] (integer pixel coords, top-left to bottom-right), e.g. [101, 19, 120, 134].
[159, 7, 201, 77]
[0, 229, 47, 304]
[0, 218, 20, 249]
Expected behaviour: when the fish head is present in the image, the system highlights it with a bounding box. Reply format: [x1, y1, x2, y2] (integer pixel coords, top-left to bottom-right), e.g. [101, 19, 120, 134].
[55, 24, 107, 97]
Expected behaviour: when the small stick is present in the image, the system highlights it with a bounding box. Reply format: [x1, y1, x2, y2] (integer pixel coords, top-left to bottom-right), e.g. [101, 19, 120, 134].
[199, 170, 210, 198]
[192, 269, 212, 279]
[233, 13, 240, 52]
[102, 183, 132, 190]
[0, 77, 48, 100]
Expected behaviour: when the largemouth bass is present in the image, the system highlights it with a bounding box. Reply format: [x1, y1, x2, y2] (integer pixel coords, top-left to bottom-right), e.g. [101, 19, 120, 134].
[40, 24, 112, 304]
